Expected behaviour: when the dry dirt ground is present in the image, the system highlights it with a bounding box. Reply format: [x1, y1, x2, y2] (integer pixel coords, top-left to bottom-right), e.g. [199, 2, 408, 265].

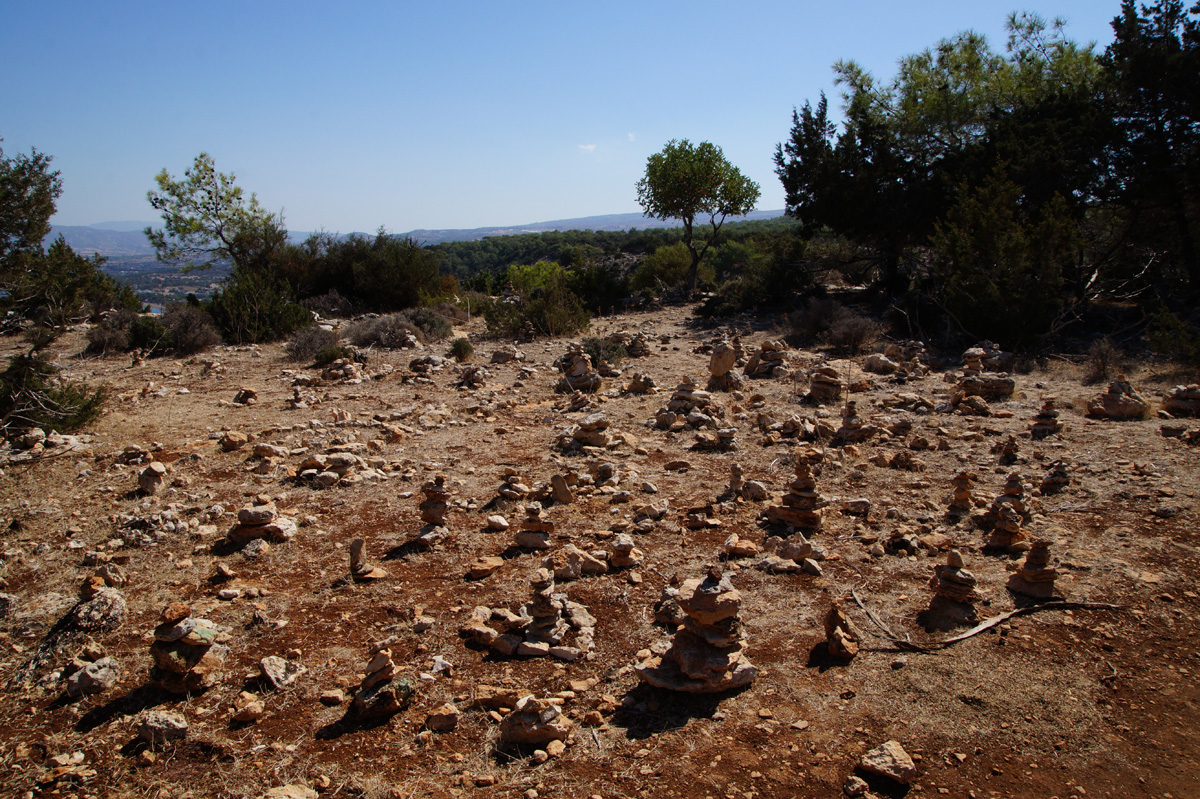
[0, 304, 1198, 799]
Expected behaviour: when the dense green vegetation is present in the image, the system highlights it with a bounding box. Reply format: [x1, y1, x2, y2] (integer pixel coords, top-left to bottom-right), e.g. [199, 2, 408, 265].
[775, 2, 1199, 352]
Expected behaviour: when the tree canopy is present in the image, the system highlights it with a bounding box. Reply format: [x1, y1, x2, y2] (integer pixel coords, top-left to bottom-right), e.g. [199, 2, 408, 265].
[636, 139, 760, 292]
[145, 152, 287, 273]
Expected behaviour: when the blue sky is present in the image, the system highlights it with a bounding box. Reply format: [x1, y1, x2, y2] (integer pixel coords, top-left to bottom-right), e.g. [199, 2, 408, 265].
[3, 1, 1118, 234]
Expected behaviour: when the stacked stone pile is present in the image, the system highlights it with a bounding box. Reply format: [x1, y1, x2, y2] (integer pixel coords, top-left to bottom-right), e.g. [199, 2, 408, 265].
[694, 426, 737, 452]
[1007, 540, 1059, 599]
[415, 475, 452, 547]
[609, 533, 643, 568]
[1163, 384, 1200, 416]
[806, 364, 843, 404]
[455, 365, 488, 389]
[1031, 398, 1065, 439]
[1087, 381, 1151, 420]
[625, 372, 657, 394]
[764, 461, 827, 533]
[150, 603, 228, 694]
[994, 435, 1020, 465]
[1040, 459, 1071, 494]
[949, 471, 975, 514]
[707, 338, 744, 391]
[836, 400, 877, 444]
[625, 332, 652, 357]
[653, 377, 726, 432]
[954, 373, 1016, 403]
[490, 345, 525, 364]
[513, 502, 553, 550]
[496, 471, 532, 501]
[824, 602, 863, 660]
[544, 544, 608, 581]
[636, 567, 756, 693]
[499, 695, 574, 747]
[321, 359, 361, 382]
[923, 550, 980, 630]
[743, 340, 790, 379]
[555, 345, 602, 393]
[227, 499, 298, 546]
[562, 412, 614, 451]
[351, 643, 414, 720]
[459, 568, 596, 662]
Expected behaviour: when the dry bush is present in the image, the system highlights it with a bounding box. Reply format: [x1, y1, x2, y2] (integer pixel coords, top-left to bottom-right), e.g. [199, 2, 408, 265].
[162, 303, 221, 355]
[1085, 337, 1123, 384]
[346, 315, 422, 348]
[287, 326, 343, 362]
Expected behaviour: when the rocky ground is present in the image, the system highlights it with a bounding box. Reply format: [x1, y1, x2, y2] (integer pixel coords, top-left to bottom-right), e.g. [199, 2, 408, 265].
[0, 304, 1197, 799]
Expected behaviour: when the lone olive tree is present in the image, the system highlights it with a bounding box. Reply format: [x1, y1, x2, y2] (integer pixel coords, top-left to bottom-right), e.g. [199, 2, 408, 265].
[635, 139, 760, 293]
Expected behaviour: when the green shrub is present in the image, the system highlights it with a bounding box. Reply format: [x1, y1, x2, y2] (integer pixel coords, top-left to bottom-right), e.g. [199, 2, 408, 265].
[1147, 308, 1200, 366]
[207, 268, 312, 344]
[287, 326, 343, 362]
[449, 337, 474, 362]
[128, 314, 170, 353]
[581, 336, 625, 367]
[313, 344, 350, 366]
[86, 309, 136, 355]
[162, 303, 221, 355]
[0, 333, 107, 436]
[483, 261, 591, 339]
[630, 243, 712, 292]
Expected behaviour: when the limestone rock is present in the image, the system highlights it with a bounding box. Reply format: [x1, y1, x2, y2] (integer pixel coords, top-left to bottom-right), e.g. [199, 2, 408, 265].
[859, 740, 917, 785]
[1087, 381, 1150, 420]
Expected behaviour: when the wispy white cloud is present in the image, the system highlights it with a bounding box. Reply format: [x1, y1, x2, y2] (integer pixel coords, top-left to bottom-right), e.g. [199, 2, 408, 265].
[578, 143, 597, 152]
[628, 133, 636, 142]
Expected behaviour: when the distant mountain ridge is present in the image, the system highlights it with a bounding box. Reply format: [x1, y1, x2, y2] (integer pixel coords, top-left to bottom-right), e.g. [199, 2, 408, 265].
[49, 209, 787, 256]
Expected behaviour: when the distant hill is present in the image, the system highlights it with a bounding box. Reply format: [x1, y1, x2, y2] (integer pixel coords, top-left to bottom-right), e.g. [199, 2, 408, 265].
[49, 209, 787, 256]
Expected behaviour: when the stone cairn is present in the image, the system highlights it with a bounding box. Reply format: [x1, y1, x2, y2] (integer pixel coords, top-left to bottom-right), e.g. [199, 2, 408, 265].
[744, 340, 790, 379]
[562, 412, 615, 451]
[1040, 459, 1071, 494]
[1031, 397, 1064, 439]
[455, 365, 488, 389]
[1086, 381, 1151, 420]
[555, 344, 602, 394]
[609, 533, 643, 569]
[625, 332, 652, 358]
[490, 344, 525, 364]
[636, 566, 756, 693]
[321, 358, 362, 382]
[227, 498, 298, 547]
[416, 475, 452, 547]
[350, 538, 387, 581]
[764, 460, 826, 534]
[654, 377, 725, 432]
[513, 502, 553, 550]
[824, 601, 863, 660]
[694, 425, 737, 452]
[496, 470, 532, 501]
[561, 390, 596, 413]
[835, 400, 877, 444]
[460, 568, 596, 662]
[150, 603, 228, 695]
[985, 473, 1032, 553]
[499, 695, 574, 748]
[545, 544, 608, 581]
[726, 463, 769, 502]
[806, 364, 843, 404]
[923, 550, 980, 631]
[707, 338, 744, 392]
[351, 643, 414, 720]
[1007, 540, 1059, 599]
[1163, 384, 1200, 417]
[949, 471, 975, 515]
[625, 372, 657, 395]
[962, 341, 1012, 374]
[994, 434, 1020, 465]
